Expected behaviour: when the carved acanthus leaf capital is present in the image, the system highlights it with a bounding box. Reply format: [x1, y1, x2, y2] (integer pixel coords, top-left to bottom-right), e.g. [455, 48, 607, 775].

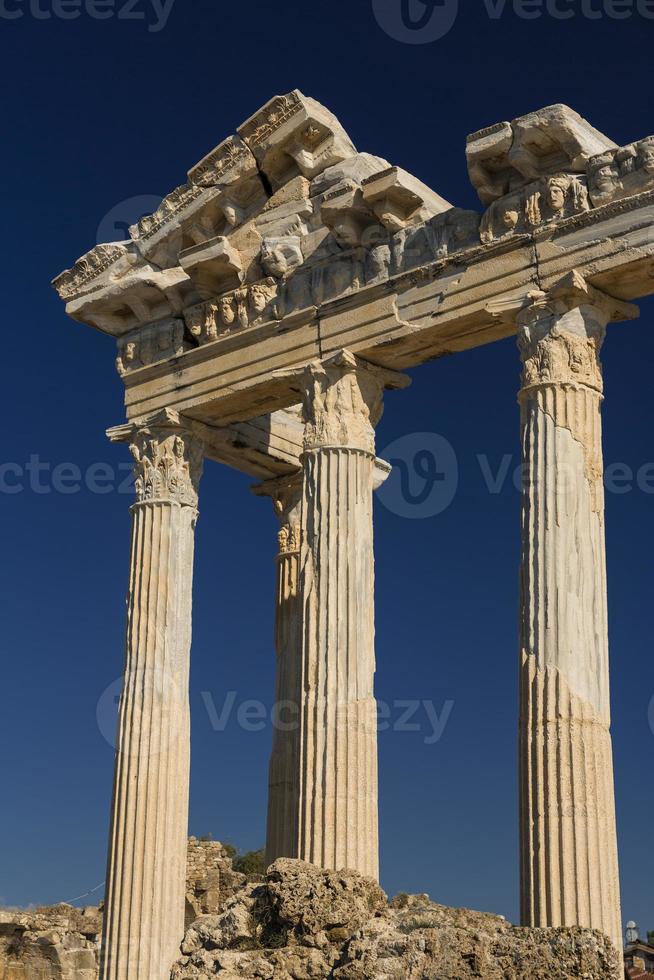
[252, 471, 303, 558]
[108, 409, 204, 508]
[300, 350, 409, 454]
[516, 277, 613, 393]
[518, 320, 604, 393]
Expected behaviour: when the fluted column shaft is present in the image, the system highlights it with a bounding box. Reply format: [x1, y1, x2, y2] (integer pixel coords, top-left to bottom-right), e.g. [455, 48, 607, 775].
[517, 283, 622, 950]
[101, 412, 203, 980]
[293, 350, 406, 880]
[255, 474, 303, 866]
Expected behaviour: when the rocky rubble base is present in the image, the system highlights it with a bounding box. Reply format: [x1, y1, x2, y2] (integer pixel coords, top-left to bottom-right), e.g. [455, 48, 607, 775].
[0, 904, 101, 980]
[0, 846, 621, 980]
[172, 859, 621, 980]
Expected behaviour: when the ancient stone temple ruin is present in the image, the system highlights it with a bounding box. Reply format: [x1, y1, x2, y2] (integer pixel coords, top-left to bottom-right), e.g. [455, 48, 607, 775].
[53, 92, 654, 979]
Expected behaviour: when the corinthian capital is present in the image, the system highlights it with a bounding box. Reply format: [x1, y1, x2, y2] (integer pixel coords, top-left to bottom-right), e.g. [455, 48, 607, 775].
[301, 349, 409, 454]
[108, 409, 204, 508]
[252, 472, 303, 557]
[518, 319, 605, 393]
[516, 272, 638, 393]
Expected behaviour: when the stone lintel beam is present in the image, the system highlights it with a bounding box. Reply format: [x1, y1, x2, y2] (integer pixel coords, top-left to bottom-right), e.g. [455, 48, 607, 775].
[525, 269, 639, 325]
[118, 186, 653, 428]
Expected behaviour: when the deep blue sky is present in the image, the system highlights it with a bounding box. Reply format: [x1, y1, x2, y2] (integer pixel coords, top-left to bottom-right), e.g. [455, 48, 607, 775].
[1, 0, 653, 939]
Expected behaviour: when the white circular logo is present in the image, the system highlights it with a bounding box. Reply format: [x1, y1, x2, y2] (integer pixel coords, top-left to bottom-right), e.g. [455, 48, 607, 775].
[377, 432, 459, 518]
[96, 194, 162, 243]
[372, 0, 459, 43]
[96, 667, 186, 755]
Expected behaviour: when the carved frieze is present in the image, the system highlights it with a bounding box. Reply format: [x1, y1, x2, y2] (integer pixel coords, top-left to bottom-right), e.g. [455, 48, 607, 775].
[587, 137, 654, 207]
[134, 183, 205, 242]
[116, 318, 186, 376]
[238, 92, 304, 149]
[480, 174, 589, 243]
[467, 104, 615, 206]
[187, 135, 256, 189]
[183, 278, 279, 344]
[396, 208, 481, 269]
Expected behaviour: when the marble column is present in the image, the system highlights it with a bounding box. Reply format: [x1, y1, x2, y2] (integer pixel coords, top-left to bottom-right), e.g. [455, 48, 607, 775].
[293, 349, 406, 880]
[517, 277, 633, 951]
[101, 409, 203, 980]
[253, 474, 303, 866]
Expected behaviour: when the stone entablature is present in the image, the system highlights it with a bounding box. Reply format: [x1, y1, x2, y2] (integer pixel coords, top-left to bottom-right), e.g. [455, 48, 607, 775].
[53, 95, 654, 440]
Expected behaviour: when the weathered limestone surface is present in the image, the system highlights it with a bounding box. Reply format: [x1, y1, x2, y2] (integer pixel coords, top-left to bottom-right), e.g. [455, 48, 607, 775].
[53, 95, 654, 432]
[0, 839, 245, 980]
[256, 353, 404, 876]
[100, 412, 203, 980]
[171, 859, 620, 980]
[185, 837, 246, 929]
[290, 352, 405, 879]
[517, 273, 635, 954]
[0, 905, 101, 980]
[51, 91, 654, 967]
[1, 856, 620, 980]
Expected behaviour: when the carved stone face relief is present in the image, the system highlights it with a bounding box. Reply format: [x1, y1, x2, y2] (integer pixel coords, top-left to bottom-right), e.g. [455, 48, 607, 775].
[481, 174, 590, 243]
[588, 155, 621, 205]
[587, 137, 654, 207]
[545, 178, 567, 213]
[219, 295, 236, 325]
[260, 237, 303, 280]
[115, 321, 185, 376]
[183, 278, 280, 346]
[638, 138, 654, 175]
[502, 210, 519, 231]
[249, 278, 277, 316]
